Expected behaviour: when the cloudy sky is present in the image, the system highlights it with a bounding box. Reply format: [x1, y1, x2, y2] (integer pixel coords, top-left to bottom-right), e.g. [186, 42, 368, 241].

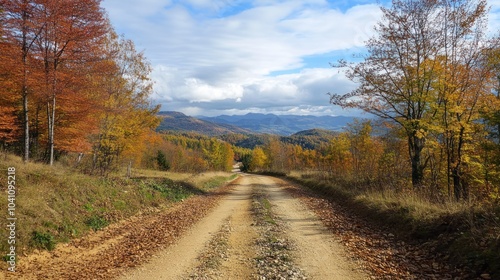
[100, 0, 500, 117]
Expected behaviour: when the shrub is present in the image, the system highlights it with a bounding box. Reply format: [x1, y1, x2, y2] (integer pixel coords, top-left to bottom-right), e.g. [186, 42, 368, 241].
[156, 150, 171, 171]
[85, 215, 109, 231]
[30, 231, 56, 251]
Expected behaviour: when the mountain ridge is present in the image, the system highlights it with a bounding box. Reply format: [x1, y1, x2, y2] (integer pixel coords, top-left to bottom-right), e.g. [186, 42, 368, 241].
[157, 111, 356, 136]
[199, 112, 355, 135]
[157, 111, 251, 136]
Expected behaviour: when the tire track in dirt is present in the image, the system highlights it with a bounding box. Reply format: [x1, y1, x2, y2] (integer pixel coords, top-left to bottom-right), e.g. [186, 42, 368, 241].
[259, 176, 368, 280]
[119, 175, 256, 280]
[217, 185, 257, 279]
[117, 174, 369, 279]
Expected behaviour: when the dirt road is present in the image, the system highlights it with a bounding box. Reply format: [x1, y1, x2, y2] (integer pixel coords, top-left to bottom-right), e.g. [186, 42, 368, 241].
[9, 174, 368, 279]
[120, 174, 367, 279]
[8, 171, 477, 280]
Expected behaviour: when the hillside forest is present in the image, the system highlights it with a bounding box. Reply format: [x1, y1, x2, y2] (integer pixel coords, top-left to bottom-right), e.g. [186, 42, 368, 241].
[1, 0, 500, 204]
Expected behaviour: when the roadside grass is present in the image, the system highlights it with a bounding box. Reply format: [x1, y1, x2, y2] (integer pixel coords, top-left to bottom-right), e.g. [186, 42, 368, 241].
[256, 197, 276, 225]
[130, 168, 194, 181]
[131, 169, 237, 191]
[0, 154, 238, 262]
[287, 171, 500, 278]
[202, 174, 238, 191]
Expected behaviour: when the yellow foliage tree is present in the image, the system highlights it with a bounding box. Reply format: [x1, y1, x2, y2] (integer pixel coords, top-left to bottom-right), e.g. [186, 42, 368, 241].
[89, 32, 159, 175]
[250, 147, 267, 171]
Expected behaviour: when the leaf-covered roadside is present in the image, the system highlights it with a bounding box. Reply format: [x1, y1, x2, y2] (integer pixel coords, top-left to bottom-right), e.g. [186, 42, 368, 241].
[8, 177, 240, 280]
[280, 181, 483, 279]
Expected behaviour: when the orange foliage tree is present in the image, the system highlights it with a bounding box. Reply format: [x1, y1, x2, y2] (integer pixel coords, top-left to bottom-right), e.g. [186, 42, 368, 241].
[0, 21, 21, 147]
[1, 1, 162, 171]
[1, 0, 47, 161]
[32, 0, 109, 165]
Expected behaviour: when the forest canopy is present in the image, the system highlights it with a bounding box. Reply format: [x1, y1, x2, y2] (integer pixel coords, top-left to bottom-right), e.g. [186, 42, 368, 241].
[0, 0, 159, 173]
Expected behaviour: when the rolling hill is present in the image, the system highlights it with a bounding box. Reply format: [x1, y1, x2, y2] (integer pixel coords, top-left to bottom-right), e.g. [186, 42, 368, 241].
[281, 128, 339, 150]
[199, 113, 354, 135]
[223, 128, 339, 150]
[157, 111, 251, 136]
[158, 111, 357, 137]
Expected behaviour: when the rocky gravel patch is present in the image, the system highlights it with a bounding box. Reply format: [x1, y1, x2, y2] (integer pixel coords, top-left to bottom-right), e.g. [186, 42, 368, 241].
[251, 188, 307, 280]
[189, 219, 231, 279]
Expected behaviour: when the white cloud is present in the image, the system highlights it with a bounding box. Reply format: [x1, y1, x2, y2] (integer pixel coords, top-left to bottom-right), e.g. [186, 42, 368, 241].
[184, 78, 244, 102]
[100, 0, 500, 117]
[153, 63, 357, 116]
[489, 0, 500, 34]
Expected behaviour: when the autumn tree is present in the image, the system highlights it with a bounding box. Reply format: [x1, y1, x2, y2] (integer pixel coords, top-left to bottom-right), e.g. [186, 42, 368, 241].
[203, 139, 234, 171]
[89, 32, 159, 175]
[250, 147, 267, 171]
[1, 0, 112, 163]
[31, 0, 109, 165]
[222, 142, 235, 171]
[431, 1, 493, 200]
[1, 0, 164, 172]
[330, 0, 491, 190]
[377, 125, 411, 191]
[324, 132, 351, 177]
[263, 137, 289, 172]
[1, 0, 47, 161]
[346, 120, 383, 182]
[479, 46, 500, 198]
[0, 18, 20, 148]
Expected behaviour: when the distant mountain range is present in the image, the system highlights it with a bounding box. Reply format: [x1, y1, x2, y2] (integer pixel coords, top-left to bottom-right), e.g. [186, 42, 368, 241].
[157, 111, 250, 136]
[157, 111, 356, 136]
[199, 113, 354, 135]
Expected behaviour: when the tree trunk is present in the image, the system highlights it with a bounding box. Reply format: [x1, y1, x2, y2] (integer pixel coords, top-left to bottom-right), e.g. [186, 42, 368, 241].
[33, 105, 41, 158]
[452, 165, 468, 201]
[48, 57, 57, 166]
[452, 127, 468, 201]
[22, 9, 29, 163]
[23, 84, 29, 162]
[48, 93, 55, 166]
[127, 160, 132, 178]
[76, 152, 83, 166]
[409, 135, 425, 189]
[452, 168, 460, 200]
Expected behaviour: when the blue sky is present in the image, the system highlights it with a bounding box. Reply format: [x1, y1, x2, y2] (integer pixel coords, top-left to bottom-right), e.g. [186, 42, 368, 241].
[100, 0, 500, 117]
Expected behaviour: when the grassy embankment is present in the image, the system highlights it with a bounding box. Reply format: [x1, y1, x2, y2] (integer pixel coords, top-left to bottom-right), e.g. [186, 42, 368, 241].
[0, 153, 237, 259]
[287, 171, 500, 277]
